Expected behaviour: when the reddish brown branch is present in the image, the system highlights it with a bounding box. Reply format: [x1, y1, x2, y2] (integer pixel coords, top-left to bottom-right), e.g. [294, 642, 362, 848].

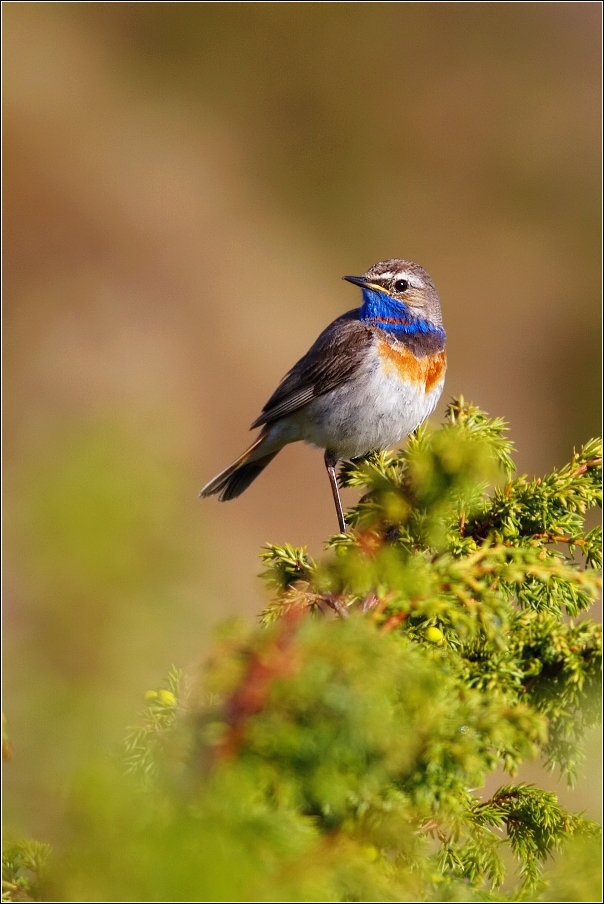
[380, 611, 408, 634]
[216, 609, 304, 761]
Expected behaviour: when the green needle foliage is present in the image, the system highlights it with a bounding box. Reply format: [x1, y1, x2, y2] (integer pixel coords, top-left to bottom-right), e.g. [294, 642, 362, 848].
[3, 399, 601, 902]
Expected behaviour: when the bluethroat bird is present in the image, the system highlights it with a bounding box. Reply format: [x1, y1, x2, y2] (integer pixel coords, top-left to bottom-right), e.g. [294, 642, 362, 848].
[200, 259, 446, 532]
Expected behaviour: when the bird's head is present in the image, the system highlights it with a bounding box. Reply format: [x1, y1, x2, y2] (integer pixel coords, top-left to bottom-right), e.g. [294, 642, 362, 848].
[343, 259, 443, 329]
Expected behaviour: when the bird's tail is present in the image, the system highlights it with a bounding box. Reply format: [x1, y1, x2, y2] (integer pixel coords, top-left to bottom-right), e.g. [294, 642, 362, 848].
[199, 434, 280, 502]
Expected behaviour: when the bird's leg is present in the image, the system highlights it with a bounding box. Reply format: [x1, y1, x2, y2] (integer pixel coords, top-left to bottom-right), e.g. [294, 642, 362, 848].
[324, 450, 346, 533]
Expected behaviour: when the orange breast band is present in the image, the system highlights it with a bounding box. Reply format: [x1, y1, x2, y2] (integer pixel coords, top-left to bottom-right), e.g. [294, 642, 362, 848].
[377, 341, 447, 392]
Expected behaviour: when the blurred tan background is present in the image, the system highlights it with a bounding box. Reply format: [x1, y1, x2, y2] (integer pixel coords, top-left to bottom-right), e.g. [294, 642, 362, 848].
[3, 3, 601, 838]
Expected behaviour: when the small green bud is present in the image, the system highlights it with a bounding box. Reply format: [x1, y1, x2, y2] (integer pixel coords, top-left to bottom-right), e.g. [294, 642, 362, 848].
[158, 690, 177, 707]
[362, 844, 379, 861]
[425, 627, 444, 645]
[144, 690, 159, 702]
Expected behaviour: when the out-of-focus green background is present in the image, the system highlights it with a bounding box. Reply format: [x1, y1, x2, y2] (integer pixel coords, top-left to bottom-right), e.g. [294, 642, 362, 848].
[3, 3, 601, 841]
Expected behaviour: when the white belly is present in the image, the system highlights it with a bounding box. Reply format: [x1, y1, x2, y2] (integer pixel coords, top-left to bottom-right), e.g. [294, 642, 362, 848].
[290, 356, 444, 459]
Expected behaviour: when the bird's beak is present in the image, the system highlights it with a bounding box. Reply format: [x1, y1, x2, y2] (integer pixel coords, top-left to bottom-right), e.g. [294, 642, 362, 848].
[343, 275, 376, 290]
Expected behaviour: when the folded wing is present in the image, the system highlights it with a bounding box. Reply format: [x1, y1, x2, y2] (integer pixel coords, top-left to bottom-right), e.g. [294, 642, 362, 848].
[251, 310, 374, 428]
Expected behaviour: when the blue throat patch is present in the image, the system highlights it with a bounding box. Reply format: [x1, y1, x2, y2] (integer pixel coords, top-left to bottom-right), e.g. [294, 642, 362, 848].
[359, 288, 445, 339]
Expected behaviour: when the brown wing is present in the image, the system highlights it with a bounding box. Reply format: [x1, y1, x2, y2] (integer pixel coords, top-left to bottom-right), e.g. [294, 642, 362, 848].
[250, 310, 374, 429]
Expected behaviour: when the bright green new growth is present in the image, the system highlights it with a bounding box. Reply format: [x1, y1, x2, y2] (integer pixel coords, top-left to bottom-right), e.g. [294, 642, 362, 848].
[3, 399, 601, 902]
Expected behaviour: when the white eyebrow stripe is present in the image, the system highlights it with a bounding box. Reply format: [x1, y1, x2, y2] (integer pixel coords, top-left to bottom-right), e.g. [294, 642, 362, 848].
[390, 273, 425, 289]
[366, 270, 425, 290]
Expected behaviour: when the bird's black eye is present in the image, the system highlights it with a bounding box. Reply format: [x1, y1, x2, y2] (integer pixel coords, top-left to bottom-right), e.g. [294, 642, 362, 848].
[394, 278, 409, 292]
